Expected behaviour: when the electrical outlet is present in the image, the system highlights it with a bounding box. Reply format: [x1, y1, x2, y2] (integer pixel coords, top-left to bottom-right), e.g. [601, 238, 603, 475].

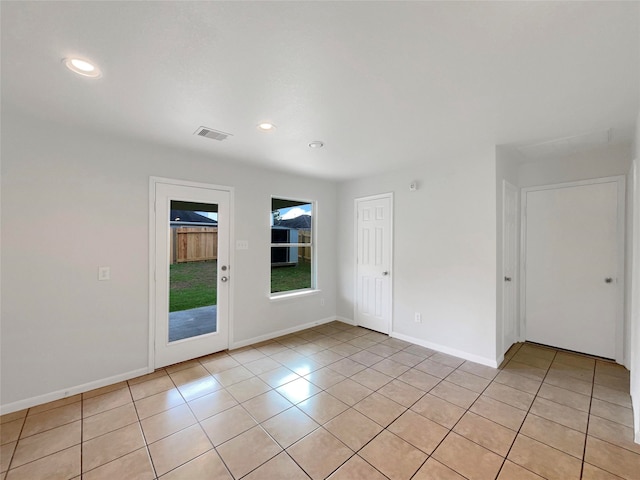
[414, 312, 421, 323]
[320, 298, 325, 307]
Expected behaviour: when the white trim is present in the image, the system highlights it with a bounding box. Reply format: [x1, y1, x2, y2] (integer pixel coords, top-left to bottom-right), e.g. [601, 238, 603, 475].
[391, 332, 501, 368]
[502, 179, 519, 355]
[269, 289, 322, 302]
[336, 316, 356, 326]
[149, 176, 235, 369]
[520, 175, 626, 363]
[270, 196, 317, 297]
[0, 367, 151, 415]
[353, 192, 394, 334]
[629, 157, 640, 445]
[229, 316, 337, 349]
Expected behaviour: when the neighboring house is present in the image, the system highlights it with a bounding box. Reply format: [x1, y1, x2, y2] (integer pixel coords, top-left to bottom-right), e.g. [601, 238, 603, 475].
[271, 226, 299, 266]
[170, 210, 217, 227]
[271, 215, 311, 265]
[273, 215, 311, 230]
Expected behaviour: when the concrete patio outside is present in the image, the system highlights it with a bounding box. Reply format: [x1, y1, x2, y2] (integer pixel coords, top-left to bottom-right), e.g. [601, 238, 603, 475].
[168, 305, 217, 342]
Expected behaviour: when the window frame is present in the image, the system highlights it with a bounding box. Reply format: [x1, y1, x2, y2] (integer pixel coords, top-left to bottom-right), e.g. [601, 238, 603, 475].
[270, 196, 316, 298]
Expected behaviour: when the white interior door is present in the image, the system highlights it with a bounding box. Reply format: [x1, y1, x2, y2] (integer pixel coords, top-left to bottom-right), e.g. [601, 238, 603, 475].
[502, 181, 519, 353]
[153, 180, 230, 368]
[355, 194, 392, 334]
[523, 178, 623, 359]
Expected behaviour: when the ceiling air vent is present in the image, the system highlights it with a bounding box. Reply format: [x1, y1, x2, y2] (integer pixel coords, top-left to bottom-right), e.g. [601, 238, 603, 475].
[193, 126, 233, 141]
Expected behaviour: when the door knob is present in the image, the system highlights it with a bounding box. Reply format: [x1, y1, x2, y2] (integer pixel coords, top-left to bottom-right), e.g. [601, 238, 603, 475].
[221, 276, 228, 283]
[504, 276, 512, 282]
[604, 277, 613, 283]
[382, 271, 389, 276]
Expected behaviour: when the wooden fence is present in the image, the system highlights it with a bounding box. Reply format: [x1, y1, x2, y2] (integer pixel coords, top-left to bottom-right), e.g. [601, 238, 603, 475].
[171, 227, 309, 264]
[171, 227, 218, 264]
[298, 230, 311, 263]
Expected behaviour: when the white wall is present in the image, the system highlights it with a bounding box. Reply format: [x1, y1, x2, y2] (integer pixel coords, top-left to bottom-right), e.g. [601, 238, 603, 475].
[337, 148, 498, 366]
[0, 108, 338, 410]
[518, 143, 632, 188]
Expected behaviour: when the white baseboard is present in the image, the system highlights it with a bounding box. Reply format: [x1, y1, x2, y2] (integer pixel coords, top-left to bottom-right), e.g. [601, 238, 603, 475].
[335, 316, 356, 326]
[390, 332, 501, 368]
[0, 366, 152, 415]
[230, 316, 338, 349]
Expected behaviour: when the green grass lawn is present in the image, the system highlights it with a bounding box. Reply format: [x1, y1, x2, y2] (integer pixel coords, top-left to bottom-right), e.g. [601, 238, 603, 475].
[170, 259, 312, 311]
[271, 261, 312, 293]
[170, 260, 217, 312]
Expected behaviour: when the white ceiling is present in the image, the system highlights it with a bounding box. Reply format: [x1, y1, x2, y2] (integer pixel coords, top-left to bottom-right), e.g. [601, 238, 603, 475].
[1, 1, 638, 180]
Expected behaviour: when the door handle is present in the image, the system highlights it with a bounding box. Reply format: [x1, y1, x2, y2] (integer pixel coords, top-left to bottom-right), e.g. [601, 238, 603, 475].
[604, 277, 613, 284]
[221, 276, 228, 283]
[382, 271, 389, 276]
[504, 276, 512, 282]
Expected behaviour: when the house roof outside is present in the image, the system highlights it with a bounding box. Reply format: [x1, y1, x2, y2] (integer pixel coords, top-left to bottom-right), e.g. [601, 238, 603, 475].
[170, 210, 217, 226]
[274, 215, 312, 230]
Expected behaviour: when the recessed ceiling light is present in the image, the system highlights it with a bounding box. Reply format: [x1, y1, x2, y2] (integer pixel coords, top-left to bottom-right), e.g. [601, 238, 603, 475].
[308, 141, 324, 148]
[257, 123, 276, 131]
[63, 57, 101, 78]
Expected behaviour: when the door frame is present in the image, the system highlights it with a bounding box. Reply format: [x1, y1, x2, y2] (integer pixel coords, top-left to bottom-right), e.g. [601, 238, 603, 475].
[353, 192, 394, 333]
[519, 175, 626, 362]
[502, 180, 519, 354]
[148, 176, 235, 370]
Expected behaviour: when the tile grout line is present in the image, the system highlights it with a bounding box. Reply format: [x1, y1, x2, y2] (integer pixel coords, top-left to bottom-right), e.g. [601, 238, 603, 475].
[579, 358, 597, 480]
[80, 393, 83, 478]
[78, 382, 152, 478]
[162, 363, 234, 479]
[493, 345, 558, 480]
[260, 329, 432, 479]
[581, 361, 636, 479]
[259, 330, 401, 480]
[3, 406, 30, 476]
[309, 343, 432, 480]
[188, 329, 360, 479]
[3, 326, 634, 480]
[273, 333, 523, 479]
[241, 327, 371, 479]
[503, 346, 633, 479]
[135, 371, 164, 480]
[406, 344, 524, 478]
[428, 342, 528, 480]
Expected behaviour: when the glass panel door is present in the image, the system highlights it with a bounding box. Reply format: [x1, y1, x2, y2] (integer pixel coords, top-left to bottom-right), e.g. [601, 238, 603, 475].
[154, 181, 230, 368]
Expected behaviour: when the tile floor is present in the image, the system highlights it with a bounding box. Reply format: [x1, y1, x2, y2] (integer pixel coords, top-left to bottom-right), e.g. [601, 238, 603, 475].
[1, 321, 639, 480]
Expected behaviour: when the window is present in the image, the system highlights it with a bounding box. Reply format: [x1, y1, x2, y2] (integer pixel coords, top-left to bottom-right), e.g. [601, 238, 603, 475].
[271, 197, 314, 295]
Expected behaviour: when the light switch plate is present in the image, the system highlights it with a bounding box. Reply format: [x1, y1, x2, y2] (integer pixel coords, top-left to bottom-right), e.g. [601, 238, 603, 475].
[98, 266, 110, 281]
[236, 240, 249, 250]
